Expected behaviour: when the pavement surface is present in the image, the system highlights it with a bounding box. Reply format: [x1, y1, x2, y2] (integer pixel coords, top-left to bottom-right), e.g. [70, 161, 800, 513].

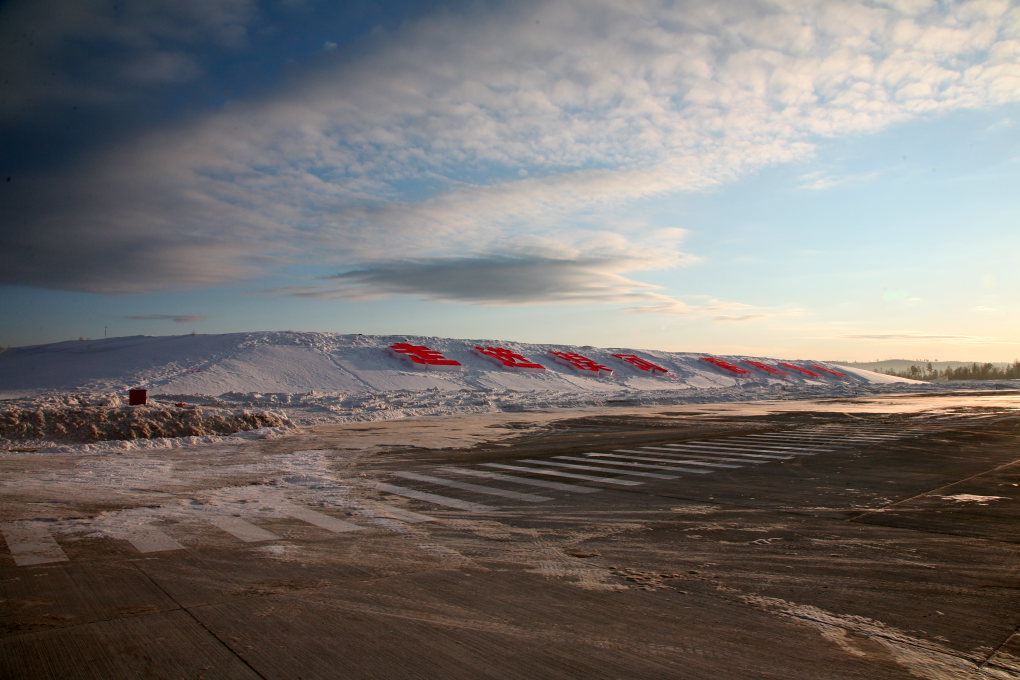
[1, 391, 1019, 679]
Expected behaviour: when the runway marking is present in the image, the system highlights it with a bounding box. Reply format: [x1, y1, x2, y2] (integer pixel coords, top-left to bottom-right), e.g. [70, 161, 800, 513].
[748, 432, 892, 442]
[373, 482, 499, 512]
[550, 456, 681, 478]
[356, 502, 438, 524]
[517, 458, 672, 480]
[280, 504, 368, 533]
[205, 515, 280, 543]
[438, 467, 600, 493]
[571, 453, 710, 474]
[634, 448, 779, 463]
[641, 445, 791, 460]
[612, 450, 741, 469]
[107, 525, 186, 553]
[742, 434, 868, 445]
[393, 472, 552, 502]
[685, 439, 830, 453]
[1, 522, 69, 566]
[479, 463, 642, 486]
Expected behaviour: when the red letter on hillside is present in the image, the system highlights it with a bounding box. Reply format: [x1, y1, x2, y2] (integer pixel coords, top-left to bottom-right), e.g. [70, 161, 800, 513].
[780, 362, 822, 377]
[475, 346, 546, 370]
[549, 351, 613, 375]
[612, 354, 668, 374]
[745, 360, 788, 376]
[390, 343, 461, 367]
[701, 357, 752, 374]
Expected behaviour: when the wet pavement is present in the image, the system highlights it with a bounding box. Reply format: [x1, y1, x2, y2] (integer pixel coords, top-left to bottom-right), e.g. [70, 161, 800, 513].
[1, 392, 1019, 679]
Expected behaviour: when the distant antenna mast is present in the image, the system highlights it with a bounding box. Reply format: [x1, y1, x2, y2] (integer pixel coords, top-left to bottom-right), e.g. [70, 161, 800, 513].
[104, 326, 108, 337]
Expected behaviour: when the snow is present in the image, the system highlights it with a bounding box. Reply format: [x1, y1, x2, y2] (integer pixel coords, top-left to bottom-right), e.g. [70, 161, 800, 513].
[0, 329, 988, 452]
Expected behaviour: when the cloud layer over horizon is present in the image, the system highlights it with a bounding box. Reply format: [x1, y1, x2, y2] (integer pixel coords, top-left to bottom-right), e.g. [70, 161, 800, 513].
[2, 0, 1018, 317]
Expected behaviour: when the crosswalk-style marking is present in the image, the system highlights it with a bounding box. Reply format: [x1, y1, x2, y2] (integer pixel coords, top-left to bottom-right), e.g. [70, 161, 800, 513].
[373, 482, 499, 512]
[749, 432, 890, 442]
[205, 515, 280, 543]
[612, 450, 742, 469]
[438, 467, 600, 493]
[573, 453, 710, 474]
[355, 502, 438, 524]
[551, 456, 682, 477]
[683, 439, 831, 453]
[107, 525, 186, 553]
[1, 522, 69, 566]
[635, 448, 778, 463]
[393, 472, 553, 503]
[479, 463, 643, 486]
[517, 458, 674, 480]
[742, 434, 865, 445]
[280, 504, 368, 533]
[643, 445, 791, 460]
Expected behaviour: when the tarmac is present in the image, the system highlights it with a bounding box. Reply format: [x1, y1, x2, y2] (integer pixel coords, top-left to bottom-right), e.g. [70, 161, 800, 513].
[1, 392, 1018, 679]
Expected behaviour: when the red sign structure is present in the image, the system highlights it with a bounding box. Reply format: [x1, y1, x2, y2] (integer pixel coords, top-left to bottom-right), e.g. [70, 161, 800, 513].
[390, 343, 462, 368]
[780, 362, 822, 377]
[612, 354, 668, 374]
[745, 361, 788, 376]
[810, 364, 847, 377]
[475, 346, 546, 371]
[549, 351, 613, 375]
[701, 357, 751, 374]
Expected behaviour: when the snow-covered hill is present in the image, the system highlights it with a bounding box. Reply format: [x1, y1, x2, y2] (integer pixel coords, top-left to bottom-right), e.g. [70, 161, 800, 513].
[0, 330, 909, 400]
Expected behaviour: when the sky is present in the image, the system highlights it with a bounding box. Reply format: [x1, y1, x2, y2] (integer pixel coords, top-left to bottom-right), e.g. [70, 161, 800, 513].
[1, 0, 1018, 361]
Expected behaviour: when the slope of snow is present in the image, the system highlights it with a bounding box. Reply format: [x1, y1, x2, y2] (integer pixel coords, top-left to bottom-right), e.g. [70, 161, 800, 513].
[0, 330, 910, 399]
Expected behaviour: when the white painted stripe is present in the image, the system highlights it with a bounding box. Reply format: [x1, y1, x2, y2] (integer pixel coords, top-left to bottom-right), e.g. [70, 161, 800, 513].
[684, 440, 829, 453]
[113, 526, 186, 553]
[205, 515, 279, 543]
[479, 463, 642, 486]
[642, 445, 789, 460]
[518, 458, 668, 480]
[749, 432, 890, 442]
[742, 434, 862, 445]
[373, 482, 499, 512]
[281, 504, 368, 533]
[358, 502, 437, 523]
[1, 522, 69, 566]
[393, 472, 552, 502]
[583, 453, 714, 473]
[612, 450, 741, 469]
[635, 448, 777, 463]
[439, 467, 599, 494]
[551, 456, 681, 477]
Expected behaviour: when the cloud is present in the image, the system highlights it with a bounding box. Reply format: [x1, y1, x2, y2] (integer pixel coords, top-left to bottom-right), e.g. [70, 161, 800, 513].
[843, 332, 987, 341]
[125, 314, 207, 323]
[2, 0, 1019, 296]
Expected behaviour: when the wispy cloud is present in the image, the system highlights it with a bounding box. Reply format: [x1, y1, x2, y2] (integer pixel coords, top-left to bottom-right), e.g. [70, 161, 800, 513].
[125, 314, 207, 323]
[2, 0, 1018, 300]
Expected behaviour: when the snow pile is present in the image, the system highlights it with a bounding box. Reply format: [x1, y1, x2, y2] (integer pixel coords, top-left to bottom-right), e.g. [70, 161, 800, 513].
[0, 330, 945, 449]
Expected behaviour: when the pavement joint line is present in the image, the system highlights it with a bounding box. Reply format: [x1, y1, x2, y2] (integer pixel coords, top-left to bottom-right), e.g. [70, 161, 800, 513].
[372, 482, 501, 512]
[479, 463, 642, 486]
[847, 456, 1020, 523]
[437, 466, 600, 494]
[393, 471, 553, 502]
[133, 563, 271, 680]
[979, 626, 1020, 670]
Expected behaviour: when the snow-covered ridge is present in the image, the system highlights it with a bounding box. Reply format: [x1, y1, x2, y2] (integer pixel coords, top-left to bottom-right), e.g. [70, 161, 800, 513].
[0, 330, 910, 400]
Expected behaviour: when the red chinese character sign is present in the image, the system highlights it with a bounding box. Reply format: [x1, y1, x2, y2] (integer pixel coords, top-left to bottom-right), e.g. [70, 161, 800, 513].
[612, 354, 668, 374]
[780, 362, 822, 377]
[701, 357, 752, 374]
[548, 351, 613, 376]
[390, 343, 461, 370]
[745, 360, 788, 376]
[810, 364, 847, 377]
[474, 346, 546, 371]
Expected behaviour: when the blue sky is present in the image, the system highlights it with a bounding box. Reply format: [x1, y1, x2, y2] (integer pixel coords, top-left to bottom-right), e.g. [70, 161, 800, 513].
[1, 0, 1018, 361]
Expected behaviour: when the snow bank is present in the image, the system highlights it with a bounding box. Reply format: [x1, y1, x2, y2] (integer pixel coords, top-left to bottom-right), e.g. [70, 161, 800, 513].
[0, 330, 946, 451]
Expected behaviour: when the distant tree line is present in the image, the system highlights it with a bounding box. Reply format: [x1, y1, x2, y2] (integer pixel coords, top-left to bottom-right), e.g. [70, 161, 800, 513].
[882, 361, 1020, 381]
